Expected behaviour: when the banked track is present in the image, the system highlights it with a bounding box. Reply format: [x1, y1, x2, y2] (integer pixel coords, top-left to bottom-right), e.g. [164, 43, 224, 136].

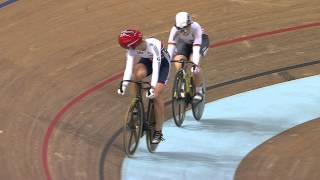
[0, 0, 319, 180]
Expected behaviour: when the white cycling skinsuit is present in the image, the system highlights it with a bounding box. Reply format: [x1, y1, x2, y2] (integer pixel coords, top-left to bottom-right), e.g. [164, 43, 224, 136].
[122, 38, 170, 88]
[167, 21, 203, 66]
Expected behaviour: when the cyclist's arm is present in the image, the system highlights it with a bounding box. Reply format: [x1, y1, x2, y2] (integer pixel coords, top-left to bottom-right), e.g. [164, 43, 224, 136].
[150, 42, 162, 87]
[122, 50, 135, 86]
[167, 27, 177, 61]
[192, 23, 203, 65]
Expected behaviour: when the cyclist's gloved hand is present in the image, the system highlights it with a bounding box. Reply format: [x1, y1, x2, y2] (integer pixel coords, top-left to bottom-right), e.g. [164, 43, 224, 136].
[191, 65, 200, 74]
[117, 84, 127, 96]
[146, 87, 155, 99]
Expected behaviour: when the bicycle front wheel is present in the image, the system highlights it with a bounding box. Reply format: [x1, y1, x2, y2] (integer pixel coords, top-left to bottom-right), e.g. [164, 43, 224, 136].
[172, 70, 187, 127]
[123, 99, 143, 157]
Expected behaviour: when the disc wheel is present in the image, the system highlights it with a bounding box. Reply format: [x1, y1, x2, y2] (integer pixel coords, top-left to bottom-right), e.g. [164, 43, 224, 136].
[192, 75, 206, 121]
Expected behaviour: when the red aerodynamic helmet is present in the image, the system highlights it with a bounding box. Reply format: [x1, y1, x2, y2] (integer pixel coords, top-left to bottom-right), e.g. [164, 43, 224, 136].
[118, 29, 143, 49]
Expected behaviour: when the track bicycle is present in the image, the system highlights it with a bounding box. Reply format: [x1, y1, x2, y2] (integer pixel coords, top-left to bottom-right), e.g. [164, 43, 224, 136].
[120, 80, 158, 157]
[171, 59, 206, 127]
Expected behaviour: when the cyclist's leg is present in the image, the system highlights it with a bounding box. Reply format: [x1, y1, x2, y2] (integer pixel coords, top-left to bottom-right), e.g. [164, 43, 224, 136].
[133, 58, 150, 80]
[189, 53, 203, 101]
[190, 34, 209, 95]
[173, 55, 186, 70]
[189, 53, 202, 87]
[153, 83, 165, 131]
[154, 56, 170, 131]
[151, 57, 169, 143]
[152, 82, 165, 144]
[174, 41, 192, 71]
[131, 58, 151, 93]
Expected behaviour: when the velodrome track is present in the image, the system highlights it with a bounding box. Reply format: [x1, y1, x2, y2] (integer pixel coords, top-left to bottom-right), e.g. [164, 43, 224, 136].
[121, 75, 320, 180]
[0, 0, 319, 180]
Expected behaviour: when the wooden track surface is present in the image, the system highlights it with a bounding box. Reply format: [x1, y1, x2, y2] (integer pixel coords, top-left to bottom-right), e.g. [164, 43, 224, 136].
[0, 0, 319, 179]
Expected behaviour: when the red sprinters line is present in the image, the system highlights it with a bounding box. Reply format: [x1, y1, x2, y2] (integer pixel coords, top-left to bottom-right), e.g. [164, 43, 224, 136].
[210, 22, 320, 48]
[42, 72, 123, 180]
[42, 22, 319, 180]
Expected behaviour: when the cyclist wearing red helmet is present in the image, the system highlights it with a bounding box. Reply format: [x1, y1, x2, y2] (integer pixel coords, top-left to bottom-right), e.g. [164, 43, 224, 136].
[167, 12, 209, 101]
[117, 29, 170, 144]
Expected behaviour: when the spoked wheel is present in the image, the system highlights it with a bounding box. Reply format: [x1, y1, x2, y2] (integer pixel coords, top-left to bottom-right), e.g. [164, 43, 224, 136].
[172, 70, 187, 127]
[192, 75, 206, 121]
[146, 101, 158, 152]
[123, 100, 143, 157]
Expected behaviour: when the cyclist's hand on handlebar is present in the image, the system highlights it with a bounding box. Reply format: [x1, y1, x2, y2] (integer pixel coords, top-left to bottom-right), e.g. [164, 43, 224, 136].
[191, 65, 200, 74]
[117, 84, 127, 96]
[146, 87, 155, 99]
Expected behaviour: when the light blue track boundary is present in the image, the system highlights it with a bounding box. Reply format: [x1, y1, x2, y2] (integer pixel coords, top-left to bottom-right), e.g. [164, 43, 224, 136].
[122, 75, 320, 180]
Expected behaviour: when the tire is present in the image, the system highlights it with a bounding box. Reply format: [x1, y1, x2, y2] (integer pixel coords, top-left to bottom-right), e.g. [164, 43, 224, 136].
[123, 100, 143, 157]
[172, 70, 187, 127]
[146, 101, 158, 152]
[192, 75, 206, 121]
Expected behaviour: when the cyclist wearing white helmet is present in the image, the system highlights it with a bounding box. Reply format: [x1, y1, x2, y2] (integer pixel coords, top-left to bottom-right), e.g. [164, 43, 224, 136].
[167, 12, 209, 101]
[117, 29, 170, 144]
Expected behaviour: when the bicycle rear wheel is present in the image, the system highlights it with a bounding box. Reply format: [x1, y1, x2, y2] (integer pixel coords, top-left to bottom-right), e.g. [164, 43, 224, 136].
[146, 101, 158, 152]
[192, 75, 206, 121]
[172, 70, 187, 127]
[123, 99, 143, 157]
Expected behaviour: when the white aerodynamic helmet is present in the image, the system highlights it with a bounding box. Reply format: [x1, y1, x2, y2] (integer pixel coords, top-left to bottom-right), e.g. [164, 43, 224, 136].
[175, 12, 192, 28]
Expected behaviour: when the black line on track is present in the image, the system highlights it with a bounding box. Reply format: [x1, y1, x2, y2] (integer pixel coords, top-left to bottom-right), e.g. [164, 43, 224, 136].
[100, 59, 320, 180]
